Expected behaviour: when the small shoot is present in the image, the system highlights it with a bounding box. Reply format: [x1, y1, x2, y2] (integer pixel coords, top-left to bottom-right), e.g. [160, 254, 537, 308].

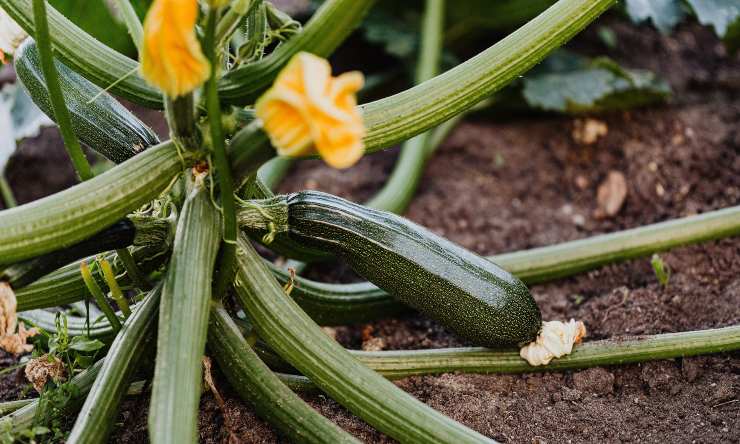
[79, 261, 122, 333]
[98, 257, 131, 318]
[650, 253, 671, 288]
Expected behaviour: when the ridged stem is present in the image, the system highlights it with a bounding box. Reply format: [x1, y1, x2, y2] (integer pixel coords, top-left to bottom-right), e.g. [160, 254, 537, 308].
[149, 181, 220, 444]
[0, 141, 184, 265]
[67, 286, 160, 444]
[0, 176, 16, 208]
[111, 0, 144, 51]
[218, 0, 375, 104]
[216, 0, 258, 47]
[31, 0, 92, 181]
[205, 7, 238, 300]
[360, 0, 617, 151]
[233, 235, 496, 443]
[207, 304, 360, 443]
[365, 0, 444, 213]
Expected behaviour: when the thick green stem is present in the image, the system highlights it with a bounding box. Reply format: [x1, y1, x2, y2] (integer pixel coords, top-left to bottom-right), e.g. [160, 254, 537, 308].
[216, 0, 259, 47]
[32, 0, 92, 181]
[360, 0, 617, 151]
[205, 8, 238, 300]
[149, 181, 220, 444]
[0, 176, 16, 208]
[67, 286, 160, 443]
[0, 141, 184, 265]
[111, 0, 144, 51]
[207, 304, 360, 443]
[115, 247, 151, 290]
[218, 0, 375, 104]
[365, 0, 444, 214]
[233, 235, 496, 443]
[165, 95, 199, 150]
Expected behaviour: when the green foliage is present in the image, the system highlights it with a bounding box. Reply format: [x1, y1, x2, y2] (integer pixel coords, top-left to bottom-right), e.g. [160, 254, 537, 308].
[522, 52, 671, 113]
[651, 254, 671, 287]
[0, 423, 49, 444]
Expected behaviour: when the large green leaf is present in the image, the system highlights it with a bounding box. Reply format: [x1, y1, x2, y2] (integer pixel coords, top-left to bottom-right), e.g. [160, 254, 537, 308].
[624, 0, 685, 33]
[522, 53, 671, 113]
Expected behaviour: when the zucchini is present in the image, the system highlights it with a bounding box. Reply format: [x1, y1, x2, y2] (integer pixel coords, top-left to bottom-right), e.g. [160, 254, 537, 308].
[1, 216, 169, 289]
[238, 191, 541, 347]
[233, 235, 496, 443]
[14, 39, 160, 164]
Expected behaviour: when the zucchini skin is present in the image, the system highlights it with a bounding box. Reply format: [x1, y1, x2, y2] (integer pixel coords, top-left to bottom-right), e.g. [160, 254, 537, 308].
[2, 219, 136, 289]
[284, 191, 541, 347]
[14, 39, 160, 164]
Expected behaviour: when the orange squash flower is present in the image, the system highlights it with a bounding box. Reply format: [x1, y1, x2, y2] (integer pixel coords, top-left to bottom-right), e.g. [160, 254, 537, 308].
[140, 0, 210, 97]
[255, 52, 365, 169]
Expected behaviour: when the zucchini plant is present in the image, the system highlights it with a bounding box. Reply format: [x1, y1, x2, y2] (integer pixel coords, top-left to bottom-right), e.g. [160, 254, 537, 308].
[0, 0, 737, 442]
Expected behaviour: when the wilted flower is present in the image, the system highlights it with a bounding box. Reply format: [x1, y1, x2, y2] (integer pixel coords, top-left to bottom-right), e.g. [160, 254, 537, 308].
[520, 319, 586, 366]
[0, 282, 38, 354]
[0, 7, 28, 63]
[25, 354, 66, 392]
[255, 52, 365, 169]
[140, 0, 210, 97]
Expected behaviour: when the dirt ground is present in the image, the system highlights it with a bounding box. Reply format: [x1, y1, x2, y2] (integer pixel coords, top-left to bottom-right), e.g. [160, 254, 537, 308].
[1, 13, 739, 444]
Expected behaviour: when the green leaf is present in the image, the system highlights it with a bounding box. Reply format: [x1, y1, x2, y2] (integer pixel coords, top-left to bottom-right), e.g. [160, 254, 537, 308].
[68, 336, 105, 352]
[624, 0, 685, 33]
[522, 53, 671, 113]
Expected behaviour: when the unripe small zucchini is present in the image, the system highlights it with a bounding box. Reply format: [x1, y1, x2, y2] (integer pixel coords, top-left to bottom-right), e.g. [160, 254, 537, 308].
[238, 191, 542, 347]
[14, 39, 160, 163]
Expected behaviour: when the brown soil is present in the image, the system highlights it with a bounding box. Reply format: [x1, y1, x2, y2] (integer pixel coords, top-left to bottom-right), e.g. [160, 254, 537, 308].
[1, 14, 739, 444]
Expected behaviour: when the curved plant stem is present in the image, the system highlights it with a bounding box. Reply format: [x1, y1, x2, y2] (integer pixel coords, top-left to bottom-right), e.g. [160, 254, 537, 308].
[0, 141, 184, 265]
[0, 0, 161, 107]
[149, 181, 220, 444]
[165, 95, 199, 150]
[216, 0, 259, 47]
[360, 0, 617, 151]
[366, 0, 444, 213]
[111, 0, 144, 51]
[227, 0, 617, 174]
[32, 0, 92, 181]
[207, 303, 361, 443]
[253, 325, 740, 389]
[0, 399, 33, 416]
[67, 285, 160, 443]
[233, 235, 496, 443]
[115, 247, 151, 290]
[205, 8, 238, 300]
[218, 0, 375, 104]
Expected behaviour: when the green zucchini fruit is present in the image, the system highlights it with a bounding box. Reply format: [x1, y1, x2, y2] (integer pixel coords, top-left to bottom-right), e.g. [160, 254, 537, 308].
[14, 39, 160, 164]
[238, 191, 541, 347]
[2, 216, 169, 289]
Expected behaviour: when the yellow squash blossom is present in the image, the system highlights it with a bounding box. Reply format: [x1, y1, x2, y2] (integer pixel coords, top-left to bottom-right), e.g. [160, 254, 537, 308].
[140, 0, 210, 97]
[255, 52, 365, 169]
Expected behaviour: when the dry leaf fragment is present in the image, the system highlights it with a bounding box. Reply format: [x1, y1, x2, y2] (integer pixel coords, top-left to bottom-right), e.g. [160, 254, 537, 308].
[595, 170, 627, 218]
[572, 118, 608, 145]
[25, 354, 65, 392]
[0, 282, 37, 354]
[520, 319, 587, 366]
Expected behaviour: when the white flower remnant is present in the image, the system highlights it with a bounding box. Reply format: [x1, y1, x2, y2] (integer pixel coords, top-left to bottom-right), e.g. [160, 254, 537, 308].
[0, 7, 27, 63]
[0, 281, 38, 354]
[520, 319, 587, 366]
